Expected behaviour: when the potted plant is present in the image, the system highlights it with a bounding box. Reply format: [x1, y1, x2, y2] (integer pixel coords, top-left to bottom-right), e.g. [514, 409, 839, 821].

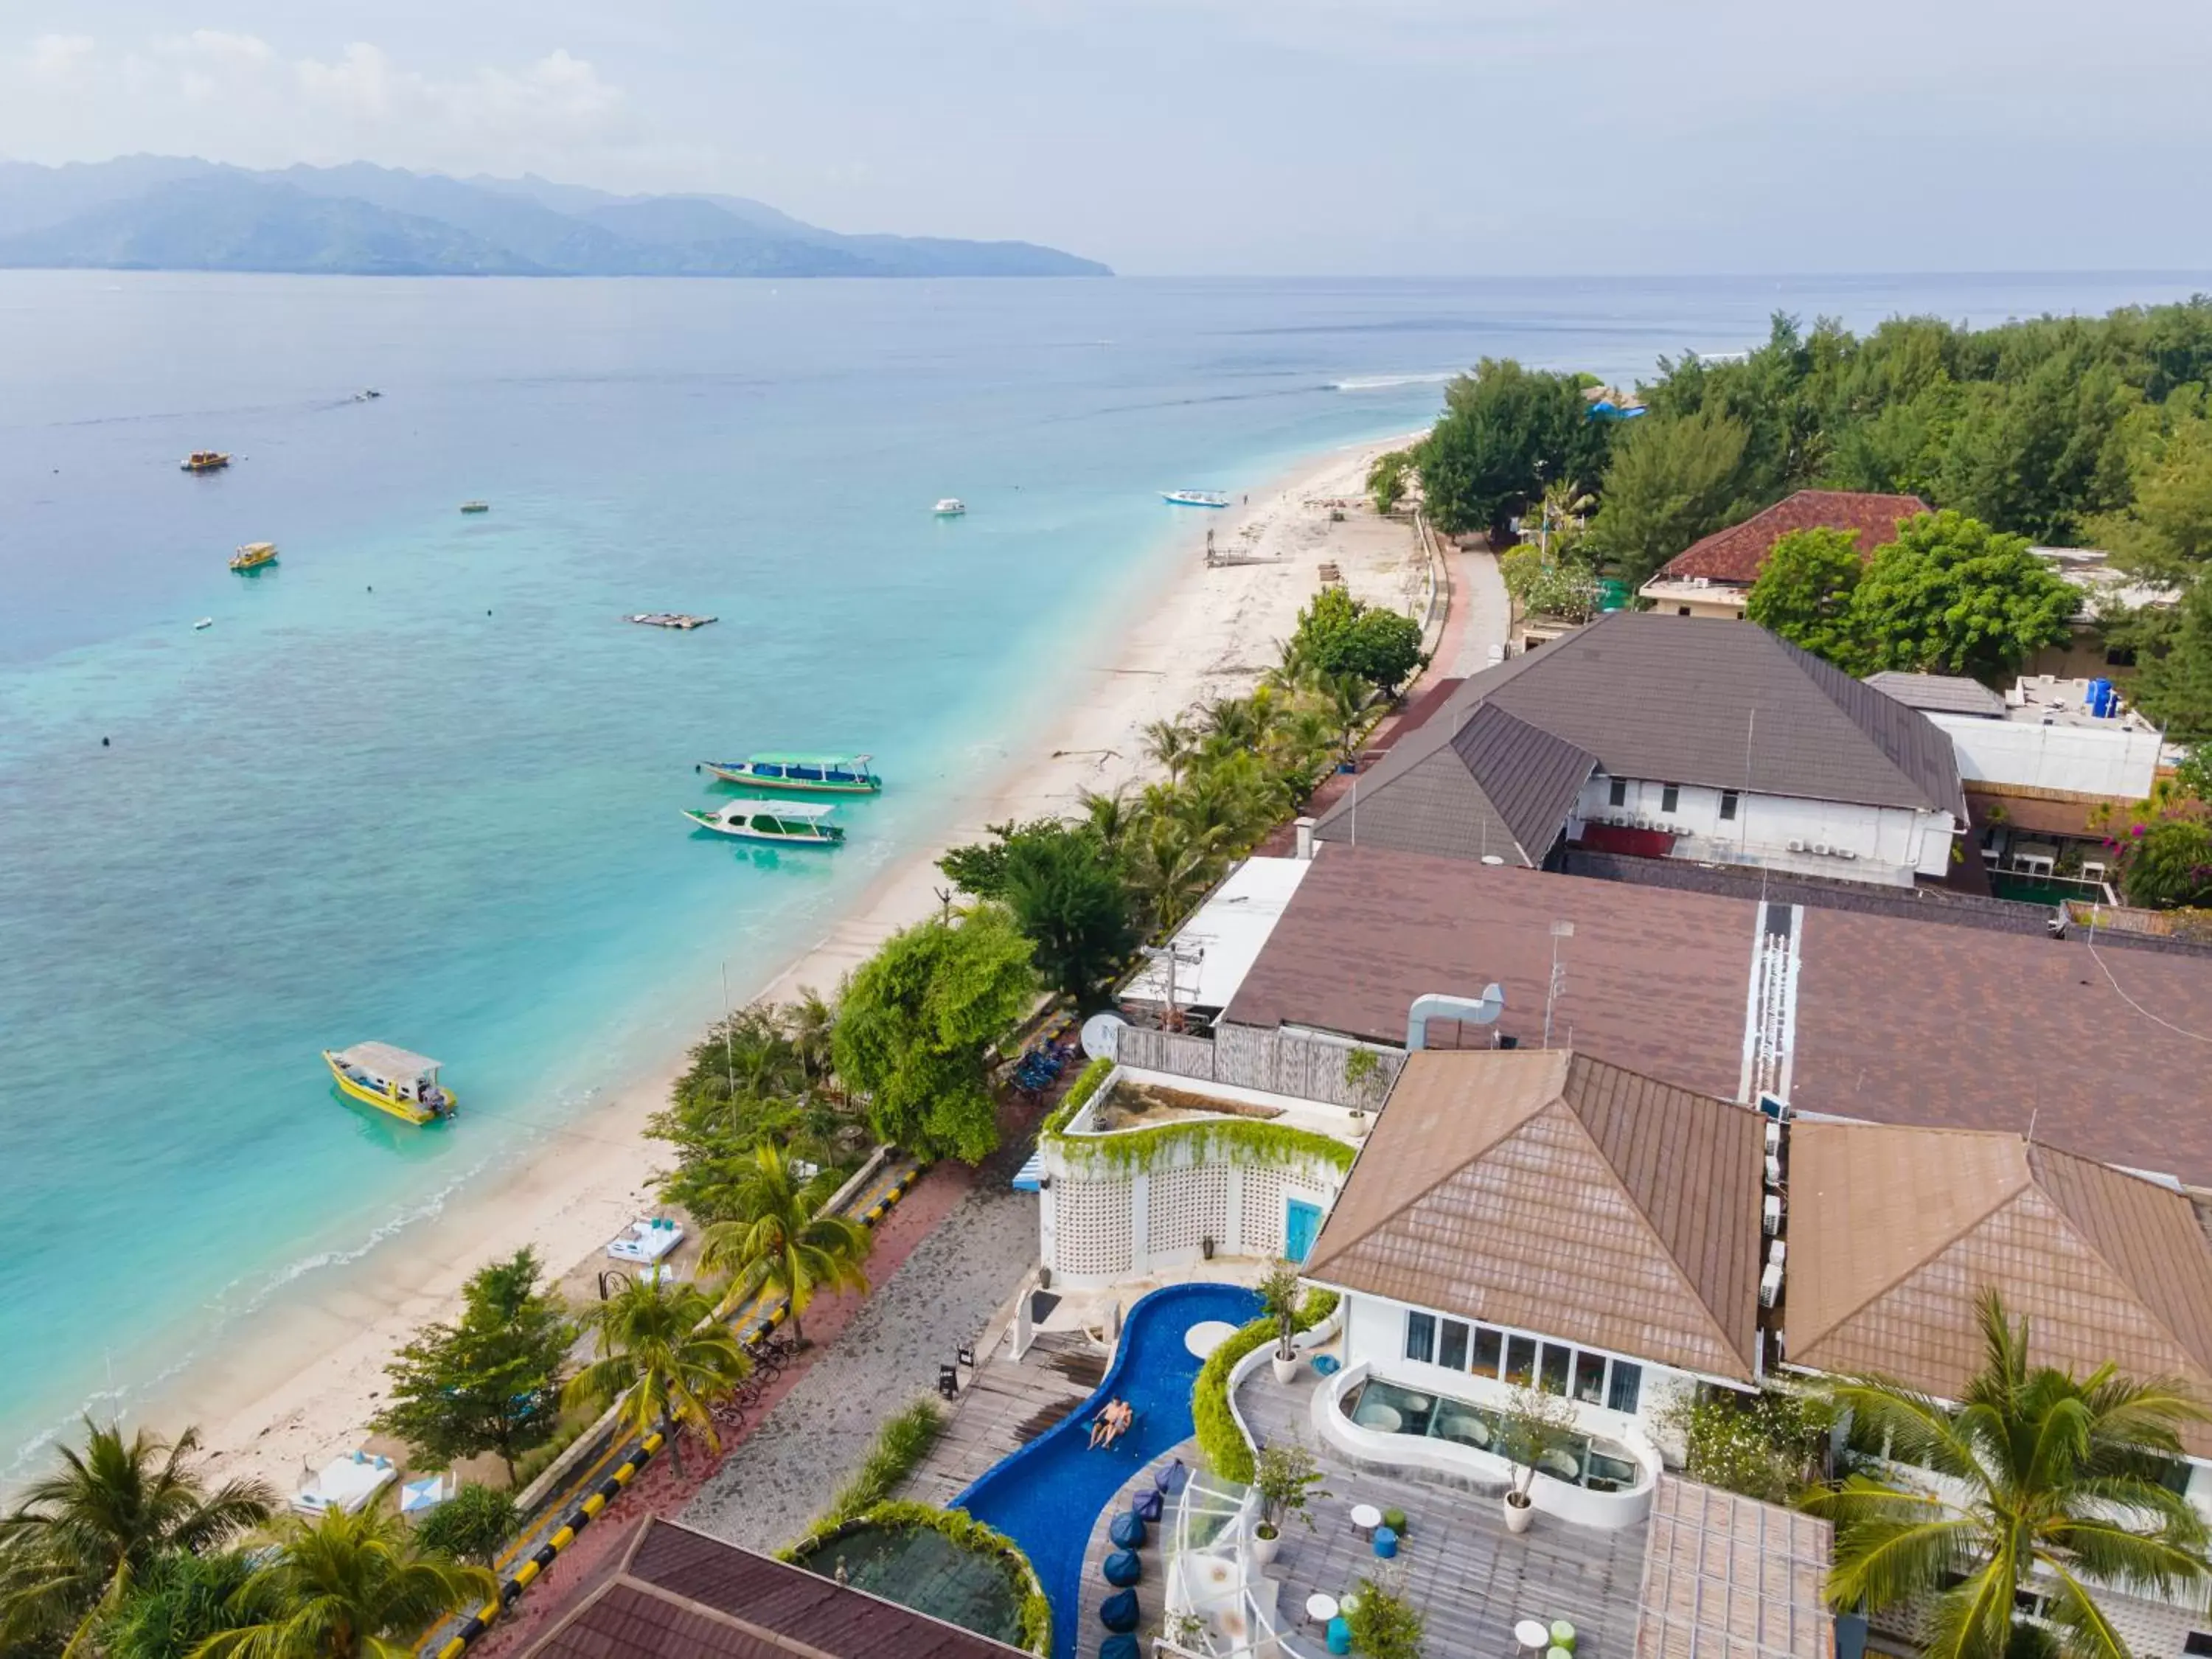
[1494, 1385, 1579, 1535]
[1259, 1258, 1305, 1384]
[1248, 1438, 1328, 1567]
[1345, 1567, 1425, 1659]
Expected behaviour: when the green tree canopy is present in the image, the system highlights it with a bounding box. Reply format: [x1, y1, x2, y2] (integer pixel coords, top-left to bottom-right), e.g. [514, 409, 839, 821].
[1000, 826, 1138, 1006]
[1850, 510, 2079, 683]
[1745, 528, 1868, 668]
[100, 1548, 256, 1659]
[831, 906, 1038, 1162]
[698, 1141, 873, 1345]
[1366, 449, 1413, 514]
[369, 1249, 573, 1482]
[563, 1277, 751, 1476]
[190, 1506, 495, 1659]
[1281, 588, 1426, 694]
[1585, 406, 1753, 588]
[0, 1421, 273, 1658]
[1806, 1290, 2212, 1659]
[2113, 815, 2212, 910]
[1414, 358, 1609, 538]
[2129, 574, 2212, 745]
[408, 1484, 516, 1569]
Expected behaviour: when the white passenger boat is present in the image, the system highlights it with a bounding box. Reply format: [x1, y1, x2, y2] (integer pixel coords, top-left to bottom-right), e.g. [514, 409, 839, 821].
[683, 799, 846, 846]
[1161, 490, 1231, 508]
[934, 498, 967, 515]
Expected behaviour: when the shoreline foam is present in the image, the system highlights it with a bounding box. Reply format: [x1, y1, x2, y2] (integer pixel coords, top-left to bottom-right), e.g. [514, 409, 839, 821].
[164, 430, 1429, 1494]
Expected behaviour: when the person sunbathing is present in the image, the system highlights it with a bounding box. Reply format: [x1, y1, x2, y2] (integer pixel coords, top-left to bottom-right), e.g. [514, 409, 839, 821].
[1089, 1398, 1133, 1449]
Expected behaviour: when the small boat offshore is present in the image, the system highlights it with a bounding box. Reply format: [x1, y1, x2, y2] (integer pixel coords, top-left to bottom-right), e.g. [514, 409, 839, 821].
[323, 1043, 456, 1125]
[684, 799, 846, 846]
[696, 753, 881, 794]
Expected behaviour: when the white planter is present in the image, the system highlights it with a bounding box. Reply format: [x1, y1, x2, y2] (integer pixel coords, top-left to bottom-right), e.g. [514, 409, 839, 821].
[1270, 1352, 1301, 1385]
[1504, 1494, 1534, 1534]
[1250, 1528, 1281, 1566]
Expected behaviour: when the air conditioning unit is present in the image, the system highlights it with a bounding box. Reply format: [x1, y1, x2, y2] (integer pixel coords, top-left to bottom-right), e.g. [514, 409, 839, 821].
[1635, 815, 1654, 830]
[1764, 1120, 1782, 1156]
[1757, 1093, 1792, 1121]
[1836, 848, 1857, 860]
[1759, 1262, 1784, 1309]
[1768, 1238, 1787, 1270]
[1787, 839, 1806, 854]
[1762, 1193, 1784, 1236]
[1764, 1152, 1783, 1189]
[1812, 843, 1832, 857]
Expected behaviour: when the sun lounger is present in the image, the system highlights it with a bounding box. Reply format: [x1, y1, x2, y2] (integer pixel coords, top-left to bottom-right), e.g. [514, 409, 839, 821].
[606, 1217, 684, 1264]
[293, 1450, 397, 1516]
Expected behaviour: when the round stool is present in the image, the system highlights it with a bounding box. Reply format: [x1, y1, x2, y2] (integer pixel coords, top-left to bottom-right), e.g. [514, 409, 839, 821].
[1373, 1524, 1399, 1559]
[1326, 1615, 1352, 1655]
[1552, 1622, 1579, 1652]
[1099, 1588, 1140, 1632]
[1108, 1511, 1147, 1550]
[1102, 1548, 1142, 1588]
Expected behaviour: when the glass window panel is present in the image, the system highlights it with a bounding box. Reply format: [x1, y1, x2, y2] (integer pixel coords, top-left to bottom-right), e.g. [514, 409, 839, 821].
[1538, 1343, 1571, 1395]
[1438, 1320, 1469, 1371]
[1720, 790, 1739, 821]
[1504, 1335, 1537, 1386]
[1661, 783, 1680, 813]
[1404, 1312, 1435, 1365]
[1574, 1351, 1607, 1405]
[1470, 1326, 1503, 1377]
[1608, 777, 1627, 807]
[1607, 1360, 1643, 1414]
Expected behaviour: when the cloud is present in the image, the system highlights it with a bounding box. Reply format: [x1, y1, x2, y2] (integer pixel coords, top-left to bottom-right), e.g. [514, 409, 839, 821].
[0, 32, 639, 179]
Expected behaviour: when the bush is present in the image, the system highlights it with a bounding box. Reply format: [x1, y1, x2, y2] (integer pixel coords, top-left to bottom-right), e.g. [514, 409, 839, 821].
[1347, 1567, 1425, 1659]
[414, 1482, 518, 1567]
[782, 1500, 1051, 1657]
[1192, 1290, 1339, 1483]
[1660, 1386, 1832, 1505]
[827, 1398, 945, 1521]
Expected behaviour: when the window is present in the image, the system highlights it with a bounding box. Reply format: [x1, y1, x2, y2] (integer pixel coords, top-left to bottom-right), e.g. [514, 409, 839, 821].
[1538, 1343, 1571, 1396]
[1574, 1351, 1607, 1405]
[1438, 1319, 1470, 1371]
[1504, 1335, 1537, 1386]
[1470, 1326, 1503, 1377]
[1660, 783, 1680, 814]
[1719, 790, 1739, 821]
[1607, 1360, 1643, 1414]
[1608, 776, 1627, 807]
[1404, 1311, 1436, 1365]
[1677, 605, 1691, 616]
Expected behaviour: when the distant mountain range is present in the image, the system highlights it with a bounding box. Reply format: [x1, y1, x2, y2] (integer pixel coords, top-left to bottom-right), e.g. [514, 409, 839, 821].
[0, 157, 1110, 279]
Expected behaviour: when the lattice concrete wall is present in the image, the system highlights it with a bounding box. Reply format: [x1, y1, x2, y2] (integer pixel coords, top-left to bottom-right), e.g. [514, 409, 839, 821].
[1045, 1155, 1340, 1286]
[1114, 1023, 1403, 1109]
[1052, 1176, 1133, 1279]
[1149, 1165, 1231, 1256]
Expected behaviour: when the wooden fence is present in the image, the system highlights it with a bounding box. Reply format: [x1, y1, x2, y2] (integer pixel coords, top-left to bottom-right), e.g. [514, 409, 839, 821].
[1116, 1022, 1403, 1109]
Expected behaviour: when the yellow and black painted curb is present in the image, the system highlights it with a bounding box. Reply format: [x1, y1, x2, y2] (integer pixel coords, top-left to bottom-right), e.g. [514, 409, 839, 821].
[428, 1159, 923, 1656]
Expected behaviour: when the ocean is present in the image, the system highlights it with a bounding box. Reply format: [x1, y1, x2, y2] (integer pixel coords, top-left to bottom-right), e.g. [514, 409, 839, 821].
[0, 268, 2203, 1475]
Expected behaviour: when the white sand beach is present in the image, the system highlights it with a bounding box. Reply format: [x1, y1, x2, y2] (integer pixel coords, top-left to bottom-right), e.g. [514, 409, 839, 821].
[181, 431, 1433, 1494]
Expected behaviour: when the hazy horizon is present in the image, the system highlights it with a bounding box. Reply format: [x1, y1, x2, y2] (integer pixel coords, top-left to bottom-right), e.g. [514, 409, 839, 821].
[4, 1, 2210, 277]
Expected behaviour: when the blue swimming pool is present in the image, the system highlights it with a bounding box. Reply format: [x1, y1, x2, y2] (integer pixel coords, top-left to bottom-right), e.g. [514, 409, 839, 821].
[953, 1281, 1264, 1659]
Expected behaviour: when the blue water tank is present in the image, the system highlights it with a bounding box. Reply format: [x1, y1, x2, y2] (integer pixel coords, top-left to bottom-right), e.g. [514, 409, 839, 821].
[2088, 677, 2115, 717]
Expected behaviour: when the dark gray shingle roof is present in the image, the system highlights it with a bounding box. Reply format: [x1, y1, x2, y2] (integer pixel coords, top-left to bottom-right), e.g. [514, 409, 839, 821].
[1311, 701, 1597, 865]
[1404, 613, 1965, 815]
[1863, 671, 2008, 719]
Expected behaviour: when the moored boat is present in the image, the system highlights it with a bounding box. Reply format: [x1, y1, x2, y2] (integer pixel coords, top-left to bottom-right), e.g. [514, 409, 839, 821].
[683, 799, 846, 845]
[181, 451, 231, 473]
[1161, 489, 1231, 508]
[933, 498, 967, 515]
[459, 501, 490, 514]
[229, 542, 279, 571]
[626, 613, 717, 630]
[696, 753, 881, 794]
[323, 1043, 456, 1125]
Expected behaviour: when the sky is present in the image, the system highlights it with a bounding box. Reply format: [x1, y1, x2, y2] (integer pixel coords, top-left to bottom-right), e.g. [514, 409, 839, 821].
[2, 0, 2208, 276]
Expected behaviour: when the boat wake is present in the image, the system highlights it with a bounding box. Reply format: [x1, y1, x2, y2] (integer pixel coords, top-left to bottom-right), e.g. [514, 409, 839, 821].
[1330, 371, 1456, 392]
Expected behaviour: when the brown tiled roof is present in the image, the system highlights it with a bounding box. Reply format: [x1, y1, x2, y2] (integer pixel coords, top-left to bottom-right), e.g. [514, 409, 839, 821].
[1223, 846, 1758, 1099]
[521, 1517, 1032, 1659]
[1637, 1480, 1834, 1659]
[1783, 1123, 2212, 1455]
[1655, 490, 1928, 585]
[1304, 1049, 1764, 1381]
[1964, 787, 2129, 840]
[1311, 701, 1598, 866]
[1224, 846, 2212, 1189]
[1375, 611, 1963, 818]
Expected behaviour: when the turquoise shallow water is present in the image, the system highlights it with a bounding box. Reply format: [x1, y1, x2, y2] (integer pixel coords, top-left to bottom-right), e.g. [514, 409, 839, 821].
[0, 269, 2205, 1473]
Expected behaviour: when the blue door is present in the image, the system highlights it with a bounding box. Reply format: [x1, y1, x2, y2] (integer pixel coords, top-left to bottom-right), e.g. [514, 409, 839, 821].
[1284, 1199, 1322, 1263]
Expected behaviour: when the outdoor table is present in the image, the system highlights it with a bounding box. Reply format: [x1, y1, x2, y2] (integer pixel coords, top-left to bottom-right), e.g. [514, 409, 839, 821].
[1350, 1503, 1383, 1539]
[1307, 1593, 1340, 1629]
[1517, 1618, 1554, 1654]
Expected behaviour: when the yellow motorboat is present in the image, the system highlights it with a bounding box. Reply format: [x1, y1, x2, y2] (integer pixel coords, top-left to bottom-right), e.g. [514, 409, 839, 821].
[181, 451, 231, 473]
[230, 542, 279, 572]
[323, 1043, 456, 1125]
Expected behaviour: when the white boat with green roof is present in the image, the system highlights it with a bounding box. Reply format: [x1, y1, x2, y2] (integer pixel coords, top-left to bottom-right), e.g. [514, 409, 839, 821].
[684, 800, 846, 846]
[695, 753, 881, 794]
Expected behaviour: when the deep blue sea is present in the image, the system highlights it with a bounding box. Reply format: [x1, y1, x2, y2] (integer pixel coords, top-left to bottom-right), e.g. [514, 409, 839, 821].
[1, 268, 2204, 1474]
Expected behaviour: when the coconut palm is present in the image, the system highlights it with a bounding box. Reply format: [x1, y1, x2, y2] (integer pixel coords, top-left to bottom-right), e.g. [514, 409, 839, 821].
[564, 1278, 752, 1475]
[1077, 785, 1137, 852]
[1141, 719, 1196, 787]
[0, 1419, 273, 1657]
[699, 1142, 873, 1347]
[1125, 815, 1222, 934]
[1805, 1290, 2212, 1659]
[783, 987, 838, 1096]
[189, 1506, 493, 1659]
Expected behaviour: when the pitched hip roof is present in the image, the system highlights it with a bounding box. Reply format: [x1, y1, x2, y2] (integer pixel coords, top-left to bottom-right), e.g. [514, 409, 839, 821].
[1862, 672, 2008, 719]
[1783, 1121, 2212, 1455]
[1351, 611, 1964, 819]
[1636, 1480, 1835, 1659]
[1303, 1048, 1766, 1382]
[1220, 845, 2212, 1190]
[1311, 700, 1599, 866]
[1654, 490, 1929, 586]
[520, 1516, 1033, 1659]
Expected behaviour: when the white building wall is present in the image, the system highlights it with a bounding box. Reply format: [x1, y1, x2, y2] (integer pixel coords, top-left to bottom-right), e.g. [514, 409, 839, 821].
[1041, 1155, 1342, 1287]
[1575, 776, 1959, 887]
[1929, 712, 2161, 799]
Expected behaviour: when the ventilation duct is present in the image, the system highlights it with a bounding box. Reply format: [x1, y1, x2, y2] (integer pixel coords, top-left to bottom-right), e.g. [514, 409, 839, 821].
[1405, 986, 1505, 1051]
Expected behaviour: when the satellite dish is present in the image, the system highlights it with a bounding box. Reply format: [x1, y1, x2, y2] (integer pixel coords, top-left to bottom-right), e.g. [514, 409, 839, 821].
[1080, 1012, 1127, 1060]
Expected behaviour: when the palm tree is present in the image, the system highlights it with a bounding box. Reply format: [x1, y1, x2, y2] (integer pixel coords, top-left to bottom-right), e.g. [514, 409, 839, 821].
[189, 1506, 494, 1659]
[1141, 719, 1195, 787]
[564, 1278, 752, 1476]
[782, 987, 838, 1097]
[0, 1419, 273, 1657]
[1125, 815, 1222, 935]
[699, 1143, 873, 1348]
[1077, 785, 1137, 852]
[1805, 1290, 2212, 1659]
